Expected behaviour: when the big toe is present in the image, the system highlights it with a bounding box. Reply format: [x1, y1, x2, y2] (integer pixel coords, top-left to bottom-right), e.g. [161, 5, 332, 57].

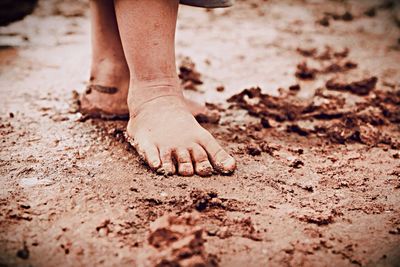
[200, 133, 236, 174]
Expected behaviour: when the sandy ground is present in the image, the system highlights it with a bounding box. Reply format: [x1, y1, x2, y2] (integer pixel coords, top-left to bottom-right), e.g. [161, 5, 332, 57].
[0, 0, 400, 266]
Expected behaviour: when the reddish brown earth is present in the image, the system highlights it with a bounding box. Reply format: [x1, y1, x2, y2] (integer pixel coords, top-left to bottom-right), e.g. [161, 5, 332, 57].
[1, 0, 400, 266]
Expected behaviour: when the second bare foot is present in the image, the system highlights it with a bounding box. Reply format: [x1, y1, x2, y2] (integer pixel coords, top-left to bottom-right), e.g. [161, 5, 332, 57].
[80, 60, 130, 118]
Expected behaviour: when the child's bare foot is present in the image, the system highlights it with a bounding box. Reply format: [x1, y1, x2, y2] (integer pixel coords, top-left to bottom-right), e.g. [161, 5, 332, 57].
[126, 84, 236, 177]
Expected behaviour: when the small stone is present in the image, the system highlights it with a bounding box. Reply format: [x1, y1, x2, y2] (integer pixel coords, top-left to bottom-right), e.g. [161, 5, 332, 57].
[16, 243, 29, 260]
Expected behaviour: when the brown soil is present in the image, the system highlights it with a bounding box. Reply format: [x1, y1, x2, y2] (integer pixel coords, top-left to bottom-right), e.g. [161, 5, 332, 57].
[179, 56, 204, 91]
[1, 0, 399, 266]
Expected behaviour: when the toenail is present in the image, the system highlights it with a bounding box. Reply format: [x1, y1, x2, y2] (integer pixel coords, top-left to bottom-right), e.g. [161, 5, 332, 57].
[214, 158, 235, 174]
[150, 160, 160, 168]
[222, 157, 234, 166]
[156, 165, 174, 176]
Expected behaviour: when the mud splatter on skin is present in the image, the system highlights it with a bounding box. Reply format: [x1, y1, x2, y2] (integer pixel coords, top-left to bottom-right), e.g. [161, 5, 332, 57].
[85, 84, 119, 94]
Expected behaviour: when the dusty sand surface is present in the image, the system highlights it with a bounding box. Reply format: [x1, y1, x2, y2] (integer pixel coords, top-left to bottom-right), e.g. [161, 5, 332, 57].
[1, 0, 400, 266]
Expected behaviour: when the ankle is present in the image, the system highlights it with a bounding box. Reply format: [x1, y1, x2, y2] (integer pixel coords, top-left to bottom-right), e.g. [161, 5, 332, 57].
[90, 58, 129, 84]
[128, 77, 183, 115]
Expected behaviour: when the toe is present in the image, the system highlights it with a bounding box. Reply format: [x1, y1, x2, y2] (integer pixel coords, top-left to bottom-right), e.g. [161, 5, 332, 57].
[191, 144, 213, 177]
[158, 148, 176, 175]
[143, 145, 161, 170]
[131, 138, 161, 170]
[199, 133, 236, 174]
[174, 149, 194, 176]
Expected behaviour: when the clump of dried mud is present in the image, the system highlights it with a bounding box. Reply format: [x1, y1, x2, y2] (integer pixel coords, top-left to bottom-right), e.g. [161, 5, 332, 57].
[227, 45, 399, 149]
[138, 213, 219, 267]
[178, 57, 203, 91]
[227, 85, 399, 148]
[134, 189, 263, 266]
[295, 46, 357, 80]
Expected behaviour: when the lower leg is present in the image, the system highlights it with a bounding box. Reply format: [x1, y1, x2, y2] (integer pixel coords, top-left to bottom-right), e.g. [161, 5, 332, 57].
[115, 0, 235, 176]
[80, 0, 130, 117]
[115, 0, 181, 109]
[83, 0, 214, 118]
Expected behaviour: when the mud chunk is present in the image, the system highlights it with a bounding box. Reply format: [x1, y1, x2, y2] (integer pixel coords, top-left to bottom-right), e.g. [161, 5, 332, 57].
[289, 159, 304, 169]
[364, 7, 376, 17]
[247, 143, 261, 156]
[313, 110, 385, 146]
[16, 242, 29, 260]
[69, 89, 81, 113]
[317, 12, 353, 27]
[227, 87, 314, 122]
[96, 219, 111, 237]
[286, 124, 311, 136]
[236, 217, 263, 241]
[322, 61, 357, 73]
[358, 124, 381, 146]
[340, 11, 354, 21]
[289, 84, 301, 91]
[141, 213, 219, 267]
[228, 84, 399, 148]
[299, 184, 314, 192]
[295, 62, 318, 80]
[190, 190, 219, 212]
[148, 215, 196, 249]
[389, 227, 400, 235]
[319, 121, 353, 143]
[216, 85, 225, 92]
[20, 204, 30, 209]
[108, 128, 126, 142]
[51, 114, 69, 122]
[260, 142, 280, 156]
[296, 48, 317, 57]
[205, 102, 225, 112]
[326, 77, 378, 95]
[326, 11, 354, 22]
[318, 16, 330, 27]
[297, 46, 349, 61]
[333, 47, 349, 58]
[178, 57, 203, 91]
[355, 106, 386, 126]
[261, 117, 272, 128]
[298, 212, 334, 226]
[375, 89, 400, 123]
[317, 46, 333, 61]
